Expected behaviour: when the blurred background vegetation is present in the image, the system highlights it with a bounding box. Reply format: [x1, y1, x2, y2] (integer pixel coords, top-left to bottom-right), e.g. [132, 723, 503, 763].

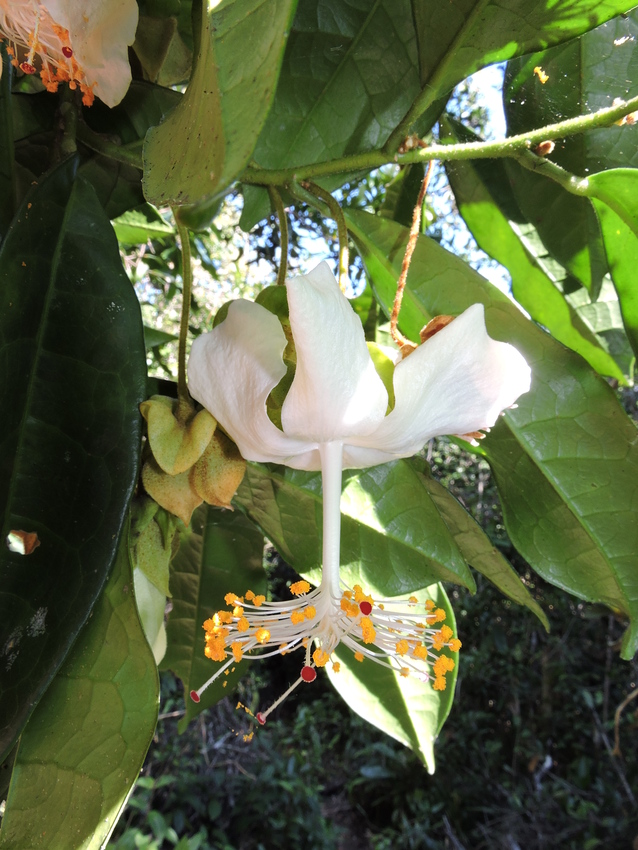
[107, 75, 638, 850]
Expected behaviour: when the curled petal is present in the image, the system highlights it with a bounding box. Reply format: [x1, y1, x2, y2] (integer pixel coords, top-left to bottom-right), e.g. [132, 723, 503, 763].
[282, 262, 388, 443]
[188, 299, 314, 465]
[351, 304, 531, 464]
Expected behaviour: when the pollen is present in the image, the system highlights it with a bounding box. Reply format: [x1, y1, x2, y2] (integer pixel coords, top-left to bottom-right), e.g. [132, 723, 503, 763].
[290, 580, 311, 596]
[312, 648, 330, 667]
[290, 610, 305, 625]
[304, 605, 316, 620]
[354, 651, 364, 662]
[237, 616, 249, 632]
[395, 639, 409, 656]
[433, 677, 447, 691]
[360, 617, 376, 644]
[255, 628, 270, 644]
[231, 641, 243, 662]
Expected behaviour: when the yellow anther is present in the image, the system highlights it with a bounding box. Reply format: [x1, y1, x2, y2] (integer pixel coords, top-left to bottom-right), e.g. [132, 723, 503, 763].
[433, 677, 447, 691]
[395, 639, 409, 656]
[290, 610, 305, 625]
[203, 617, 216, 631]
[433, 656, 455, 676]
[408, 596, 418, 604]
[360, 617, 376, 644]
[449, 639, 462, 652]
[304, 605, 316, 620]
[400, 667, 410, 677]
[233, 605, 244, 618]
[332, 661, 341, 672]
[253, 595, 266, 607]
[255, 628, 270, 644]
[313, 648, 330, 667]
[225, 592, 242, 605]
[412, 645, 428, 660]
[290, 580, 311, 596]
[340, 597, 359, 617]
[245, 590, 255, 601]
[342, 589, 352, 600]
[237, 616, 249, 632]
[204, 636, 226, 662]
[353, 585, 373, 606]
[432, 631, 446, 651]
[425, 599, 435, 611]
[440, 624, 453, 640]
[231, 641, 243, 662]
[354, 651, 364, 662]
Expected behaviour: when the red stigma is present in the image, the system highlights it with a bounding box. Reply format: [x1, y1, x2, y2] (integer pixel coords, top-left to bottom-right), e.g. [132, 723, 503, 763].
[256, 712, 266, 725]
[20, 62, 36, 75]
[62, 46, 73, 58]
[359, 600, 372, 615]
[190, 690, 200, 703]
[301, 665, 317, 683]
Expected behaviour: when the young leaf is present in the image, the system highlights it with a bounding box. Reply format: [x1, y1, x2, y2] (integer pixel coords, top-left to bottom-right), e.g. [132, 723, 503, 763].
[162, 506, 267, 732]
[0, 520, 159, 850]
[235, 460, 476, 594]
[143, 0, 297, 207]
[327, 583, 458, 774]
[346, 209, 638, 658]
[0, 159, 147, 761]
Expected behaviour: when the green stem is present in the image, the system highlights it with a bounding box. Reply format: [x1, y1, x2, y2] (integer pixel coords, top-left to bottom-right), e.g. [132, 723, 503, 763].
[76, 122, 144, 169]
[301, 181, 349, 291]
[514, 148, 590, 196]
[267, 186, 289, 285]
[174, 212, 193, 422]
[243, 94, 638, 185]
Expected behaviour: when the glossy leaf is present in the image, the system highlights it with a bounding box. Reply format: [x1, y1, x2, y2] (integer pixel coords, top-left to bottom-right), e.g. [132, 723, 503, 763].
[0, 159, 147, 761]
[144, 0, 297, 206]
[0, 521, 159, 850]
[409, 457, 549, 629]
[440, 116, 625, 382]
[408, 0, 638, 130]
[252, 0, 636, 173]
[327, 583, 458, 773]
[252, 0, 422, 169]
[235, 461, 476, 594]
[503, 12, 638, 294]
[162, 506, 267, 732]
[587, 168, 638, 360]
[346, 209, 638, 658]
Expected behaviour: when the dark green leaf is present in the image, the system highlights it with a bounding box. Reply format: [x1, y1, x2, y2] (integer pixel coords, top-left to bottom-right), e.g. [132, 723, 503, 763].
[408, 457, 548, 628]
[346, 209, 638, 658]
[502, 12, 638, 294]
[144, 326, 178, 349]
[163, 506, 267, 732]
[0, 519, 159, 850]
[235, 461, 476, 593]
[328, 583, 458, 773]
[251, 0, 422, 169]
[440, 116, 625, 382]
[0, 159, 147, 761]
[143, 0, 298, 206]
[412, 0, 638, 121]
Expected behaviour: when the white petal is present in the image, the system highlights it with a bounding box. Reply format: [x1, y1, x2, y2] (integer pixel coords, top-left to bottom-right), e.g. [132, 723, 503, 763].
[188, 299, 314, 464]
[352, 304, 531, 460]
[282, 263, 388, 443]
[44, 0, 138, 106]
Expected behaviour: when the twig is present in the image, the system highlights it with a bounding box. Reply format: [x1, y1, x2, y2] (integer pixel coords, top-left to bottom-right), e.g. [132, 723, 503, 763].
[613, 687, 638, 758]
[390, 160, 434, 349]
[300, 181, 349, 292]
[267, 186, 289, 286]
[589, 704, 636, 805]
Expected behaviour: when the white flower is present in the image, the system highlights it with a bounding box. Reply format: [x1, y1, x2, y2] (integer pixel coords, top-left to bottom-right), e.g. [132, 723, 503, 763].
[0, 0, 138, 106]
[187, 262, 531, 716]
